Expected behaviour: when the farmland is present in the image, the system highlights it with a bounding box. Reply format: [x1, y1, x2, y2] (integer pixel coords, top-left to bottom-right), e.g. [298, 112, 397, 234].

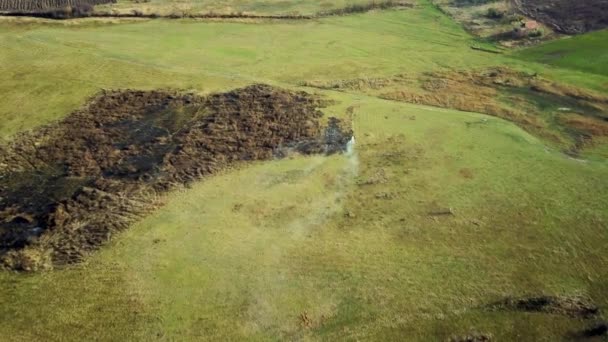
[1, 0, 607, 340]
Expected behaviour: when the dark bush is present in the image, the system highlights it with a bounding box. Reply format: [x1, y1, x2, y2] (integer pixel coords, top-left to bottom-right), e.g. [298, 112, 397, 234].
[453, 0, 499, 7]
[72, 3, 93, 17]
[486, 7, 504, 19]
[45, 4, 93, 18]
[527, 29, 543, 38]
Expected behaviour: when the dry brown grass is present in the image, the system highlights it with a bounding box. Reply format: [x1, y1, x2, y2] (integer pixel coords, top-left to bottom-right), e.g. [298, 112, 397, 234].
[560, 113, 608, 137]
[303, 67, 608, 151]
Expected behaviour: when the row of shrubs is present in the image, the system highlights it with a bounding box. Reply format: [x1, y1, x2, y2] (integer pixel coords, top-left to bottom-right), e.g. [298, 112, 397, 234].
[452, 0, 500, 7]
[4, 3, 97, 19]
[42, 4, 94, 18]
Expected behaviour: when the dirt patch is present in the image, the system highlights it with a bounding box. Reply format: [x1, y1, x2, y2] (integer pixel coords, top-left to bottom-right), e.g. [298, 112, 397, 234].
[459, 168, 474, 179]
[429, 0, 555, 46]
[0, 84, 352, 271]
[488, 295, 601, 319]
[513, 0, 608, 34]
[572, 321, 608, 339]
[449, 332, 493, 342]
[303, 67, 608, 154]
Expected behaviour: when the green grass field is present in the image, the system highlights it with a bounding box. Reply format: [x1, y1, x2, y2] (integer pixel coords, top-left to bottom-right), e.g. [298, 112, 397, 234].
[95, 0, 374, 16]
[1, 1, 608, 340]
[0, 4, 497, 139]
[512, 29, 608, 77]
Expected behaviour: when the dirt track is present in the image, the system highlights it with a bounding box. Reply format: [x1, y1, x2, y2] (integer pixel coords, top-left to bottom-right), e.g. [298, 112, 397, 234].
[0, 85, 351, 271]
[514, 0, 608, 34]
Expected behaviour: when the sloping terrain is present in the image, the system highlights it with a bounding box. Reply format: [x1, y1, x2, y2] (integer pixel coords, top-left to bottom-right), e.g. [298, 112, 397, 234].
[0, 2, 608, 341]
[431, 0, 608, 47]
[429, 0, 552, 46]
[93, 0, 375, 16]
[515, 0, 608, 34]
[303, 67, 608, 156]
[513, 29, 608, 78]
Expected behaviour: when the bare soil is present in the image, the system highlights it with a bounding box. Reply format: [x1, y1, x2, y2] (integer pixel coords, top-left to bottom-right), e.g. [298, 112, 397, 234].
[0, 84, 352, 271]
[449, 332, 493, 342]
[574, 322, 608, 338]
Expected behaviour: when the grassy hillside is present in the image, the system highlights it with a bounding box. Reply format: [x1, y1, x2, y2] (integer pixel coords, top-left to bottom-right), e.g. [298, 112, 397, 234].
[2, 92, 607, 340]
[1, 2, 608, 341]
[95, 0, 381, 16]
[0, 5, 493, 139]
[512, 29, 608, 77]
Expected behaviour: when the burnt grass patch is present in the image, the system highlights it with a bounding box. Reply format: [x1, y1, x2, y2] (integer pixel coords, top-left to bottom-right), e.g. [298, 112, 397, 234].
[516, 0, 608, 34]
[487, 295, 601, 319]
[0, 84, 352, 271]
[572, 321, 608, 339]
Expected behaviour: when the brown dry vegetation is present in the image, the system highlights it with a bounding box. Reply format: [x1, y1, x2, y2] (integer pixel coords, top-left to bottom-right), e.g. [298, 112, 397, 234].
[303, 67, 608, 153]
[0, 85, 351, 271]
[560, 114, 608, 137]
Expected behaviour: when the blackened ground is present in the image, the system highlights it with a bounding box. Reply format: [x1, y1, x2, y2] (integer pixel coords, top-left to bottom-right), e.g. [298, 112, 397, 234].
[0, 84, 352, 271]
[515, 0, 608, 34]
[487, 295, 601, 319]
[570, 321, 608, 339]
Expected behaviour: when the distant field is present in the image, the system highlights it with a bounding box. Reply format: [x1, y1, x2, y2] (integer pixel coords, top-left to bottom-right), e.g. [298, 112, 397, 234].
[95, 0, 376, 16]
[0, 4, 491, 138]
[1, 2, 608, 341]
[512, 29, 608, 77]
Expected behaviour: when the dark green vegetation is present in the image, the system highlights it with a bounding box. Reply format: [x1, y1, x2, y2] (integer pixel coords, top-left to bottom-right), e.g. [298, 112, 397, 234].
[0, 0, 607, 340]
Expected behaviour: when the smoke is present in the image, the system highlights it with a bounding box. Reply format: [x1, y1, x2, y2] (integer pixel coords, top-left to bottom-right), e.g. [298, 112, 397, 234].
[284, 134, 358, 240]
[345, 135, 358, 174]
[245, 134, 358, 330]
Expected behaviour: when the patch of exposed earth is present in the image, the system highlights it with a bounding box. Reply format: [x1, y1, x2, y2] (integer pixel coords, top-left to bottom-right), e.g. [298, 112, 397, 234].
[302, 67, 608, 155]
[0, 84, 352, 271]
[431, 0, 608, 47]
[429, 0, 555, 46]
